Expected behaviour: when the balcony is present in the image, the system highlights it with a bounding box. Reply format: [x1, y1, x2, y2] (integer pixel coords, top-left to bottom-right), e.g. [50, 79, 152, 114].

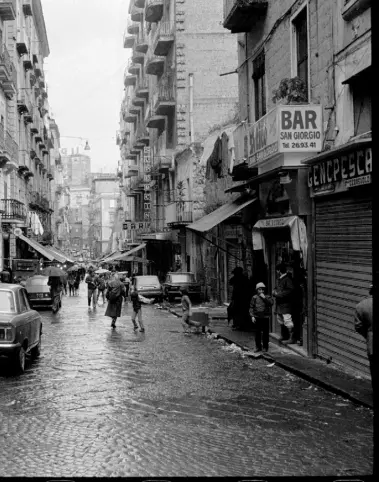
[31, 115, 39, 134]
[127, 165, 139, 177]
[0, 0, 16, 21]
[123, 29, 135, 49]
[124, 69, 137, 87]
[0, 127, 18, 170]
[153, 21, 174, 56]
[123, 110, 138, 123]
[153, 72, 175, 115]
[145, 48, 165, 76]
[126, 17, 140, 35]
[136, 125, 150, 145]
[29, 71, 36, 86]
[0, 44, 17, 99]
[342, 0, 371, 20]
[135, 75, 149, 99]
[132, 46, 145, 65]
[22, 0, 32, 16]
[145, 0, 163, 23]
[145, 104, 165, 129]
[17, 92, 30, 115]
[135, 25, 148, 53]
[34, 62, 42, 77]
[24, 105, 33, 124]
[0, 199, 27, 224]
[223, 0, 268, 33]
[16, 30, 29, 55]
[165, 201, 193, 227]
[129, 102, 141, 115]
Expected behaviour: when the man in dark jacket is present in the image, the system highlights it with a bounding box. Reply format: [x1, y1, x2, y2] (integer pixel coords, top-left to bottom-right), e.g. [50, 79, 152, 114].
[355, 284, 373, 387]
[105, 272, 125, 328]
[273, 263, 295, 344]
[85, 269, 99, 309]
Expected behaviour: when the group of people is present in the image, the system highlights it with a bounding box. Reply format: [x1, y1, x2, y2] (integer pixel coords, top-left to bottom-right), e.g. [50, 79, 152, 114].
[228, 263, 300, 354]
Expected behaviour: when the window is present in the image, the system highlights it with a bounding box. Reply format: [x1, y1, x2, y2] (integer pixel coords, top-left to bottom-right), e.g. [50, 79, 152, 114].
[350, 68, 372, 136]
[252, 51, 266, 121]
[292, 6, 309, 96]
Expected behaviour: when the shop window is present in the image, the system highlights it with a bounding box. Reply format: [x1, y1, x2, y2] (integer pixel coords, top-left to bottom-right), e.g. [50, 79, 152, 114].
[292, 6, 309, 99]
[350, 68, 372, 136]
[252, 51, 266, 121]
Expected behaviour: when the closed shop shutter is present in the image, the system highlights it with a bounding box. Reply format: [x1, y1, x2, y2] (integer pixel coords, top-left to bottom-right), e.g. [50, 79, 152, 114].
[227, 244, 241, 301]
[314, 191, 372, 376]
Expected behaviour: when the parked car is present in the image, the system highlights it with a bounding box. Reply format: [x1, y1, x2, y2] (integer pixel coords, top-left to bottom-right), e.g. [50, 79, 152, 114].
[132, 275, 163, 301]
[0, 284, 42, 373]
[25, 275, 62, 310]
[163, 272, 202, 302]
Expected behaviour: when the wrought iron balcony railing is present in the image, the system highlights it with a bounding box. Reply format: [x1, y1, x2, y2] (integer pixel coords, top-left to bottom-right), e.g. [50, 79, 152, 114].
[165, 200, 193, 226]
[0, 199, 27, 221]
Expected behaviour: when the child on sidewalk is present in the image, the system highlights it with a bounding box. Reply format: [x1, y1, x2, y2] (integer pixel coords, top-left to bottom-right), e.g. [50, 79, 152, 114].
[130, 287, 145, 332]
[249, 282, 273, 353]
[181, 288, 201, 334]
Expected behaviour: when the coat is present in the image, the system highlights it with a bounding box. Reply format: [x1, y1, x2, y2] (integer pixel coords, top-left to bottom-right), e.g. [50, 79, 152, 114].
[229, 273, 253, 327]
[354, 295, 373, 356]
[274, 274, 294, 314]
[250, 294, 273, 318]
[105, 278, 125, 318]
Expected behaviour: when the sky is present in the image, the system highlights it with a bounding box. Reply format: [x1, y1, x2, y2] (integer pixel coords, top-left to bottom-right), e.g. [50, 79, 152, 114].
[41, 0, 131, 173]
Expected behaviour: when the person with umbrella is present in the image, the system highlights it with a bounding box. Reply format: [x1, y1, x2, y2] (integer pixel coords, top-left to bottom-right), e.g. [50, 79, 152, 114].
[105, 271, 125, 328]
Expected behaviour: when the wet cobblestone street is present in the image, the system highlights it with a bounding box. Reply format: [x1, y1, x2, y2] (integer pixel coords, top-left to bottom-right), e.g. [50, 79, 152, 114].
[0, 285, 373, 477]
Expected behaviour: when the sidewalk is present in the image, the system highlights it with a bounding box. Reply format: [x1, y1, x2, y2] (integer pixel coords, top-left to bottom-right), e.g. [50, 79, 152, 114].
[165, 304, 373, 409]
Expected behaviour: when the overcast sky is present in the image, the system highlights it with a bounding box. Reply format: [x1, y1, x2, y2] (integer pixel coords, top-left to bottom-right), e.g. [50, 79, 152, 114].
[42, 0, 130, 172]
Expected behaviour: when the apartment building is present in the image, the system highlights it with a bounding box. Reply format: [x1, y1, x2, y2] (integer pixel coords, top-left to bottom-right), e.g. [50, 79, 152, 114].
[118, 0, 238, 277]
[0, 0, 62, 272]
[222, 0, 371, 377]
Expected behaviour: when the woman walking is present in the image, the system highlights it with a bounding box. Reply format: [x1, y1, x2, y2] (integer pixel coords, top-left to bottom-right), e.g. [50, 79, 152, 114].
[105, 272, 125, 328]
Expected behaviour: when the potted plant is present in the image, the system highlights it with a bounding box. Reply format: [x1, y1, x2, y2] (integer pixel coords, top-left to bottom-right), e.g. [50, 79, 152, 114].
[272, 77, 308, 104]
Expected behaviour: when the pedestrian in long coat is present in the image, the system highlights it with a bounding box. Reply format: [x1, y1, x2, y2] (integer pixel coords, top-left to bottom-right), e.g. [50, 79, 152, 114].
[105, 273, 126, 328]
[229, 267, 253, 331]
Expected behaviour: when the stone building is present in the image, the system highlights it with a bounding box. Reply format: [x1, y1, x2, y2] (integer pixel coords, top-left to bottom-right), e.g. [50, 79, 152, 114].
[0, 0, 64, 272]
[117, 0, 238, 278]
[222, 0, 371, 377]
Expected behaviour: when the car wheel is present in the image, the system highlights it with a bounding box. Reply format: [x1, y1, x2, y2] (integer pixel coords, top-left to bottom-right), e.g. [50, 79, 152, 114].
[14, 346, 26, 373]
[31, 332, 42, 358]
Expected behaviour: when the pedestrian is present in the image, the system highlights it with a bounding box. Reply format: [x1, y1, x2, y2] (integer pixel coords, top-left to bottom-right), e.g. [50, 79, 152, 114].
[228, 267, 253, 331]
[250, 282, 273, 353]
[85, 269, 99, 309]
[130, 286, 145, 332]
[273, 263, 295, 344]
[180, 287, 201, 335]
[97, 274, 106, 305]
[122, 271, 131, 302]
[105, 272, 126, 328]
[47, 276, 62, 313]
[74, 272, 80, 296]
[354, 284, 374, 388]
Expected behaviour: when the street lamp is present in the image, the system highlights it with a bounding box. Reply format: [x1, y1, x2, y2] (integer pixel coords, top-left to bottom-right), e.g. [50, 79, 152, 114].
[60, 136, 91, 150]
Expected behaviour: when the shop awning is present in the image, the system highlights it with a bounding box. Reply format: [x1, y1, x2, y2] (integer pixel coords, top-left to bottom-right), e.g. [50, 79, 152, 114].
[104, 243, 146, 262]
[186, 196, 257, 233]
[301, 136, 371, 166]
[16, 234, 55, 261]
[44, 246, 67, 264]
[225, 166, 301, 193]
[252, 215, 308, 268]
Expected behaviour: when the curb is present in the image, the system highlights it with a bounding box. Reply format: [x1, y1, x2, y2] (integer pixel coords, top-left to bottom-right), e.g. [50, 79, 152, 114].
[163, 306, 373, 409]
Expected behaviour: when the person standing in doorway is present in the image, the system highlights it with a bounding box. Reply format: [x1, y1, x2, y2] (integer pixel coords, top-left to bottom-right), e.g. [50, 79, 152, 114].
[250, 282, 273, 353]
[273, 263, 295, 344]
[85, 269, 99, 309]
[355, 284, 374, 388]
[130, 286, 145, 332]
[105, 272, 125, 328]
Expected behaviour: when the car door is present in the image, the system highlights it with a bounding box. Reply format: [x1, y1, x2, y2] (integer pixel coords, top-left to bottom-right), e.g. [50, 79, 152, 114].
[21, 288, 40, 347]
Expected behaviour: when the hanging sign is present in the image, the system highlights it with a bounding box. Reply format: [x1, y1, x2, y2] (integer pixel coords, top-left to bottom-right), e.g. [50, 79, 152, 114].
[143, 147, 152, 224]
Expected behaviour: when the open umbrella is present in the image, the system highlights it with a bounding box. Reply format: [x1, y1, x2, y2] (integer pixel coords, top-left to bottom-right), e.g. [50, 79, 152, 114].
[41, 266, 67, 278]
[67, 265, 80, 272]
[95, 268, 110, 274]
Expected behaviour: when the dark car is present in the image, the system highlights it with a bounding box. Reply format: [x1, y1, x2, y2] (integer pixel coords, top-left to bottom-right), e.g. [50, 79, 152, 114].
[132, 275, 163, 301]
[163, 272, 202, 302]
[0, 284, 42, 373]
[25, 275, 62, 310]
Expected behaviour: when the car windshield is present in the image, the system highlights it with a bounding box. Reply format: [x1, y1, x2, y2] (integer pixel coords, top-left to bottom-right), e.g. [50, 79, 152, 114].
[0, 290, 16, 313]
[136, 276, 160, 286]
[170, 274, 195, 283]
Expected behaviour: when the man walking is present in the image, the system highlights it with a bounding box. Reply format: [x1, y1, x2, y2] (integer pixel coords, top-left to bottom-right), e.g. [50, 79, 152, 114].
[130, 286, 145, 332]
[105, 272, 125, 328]
[273, 263, 295, 344]
[85, 269, 99, 309]
[355, 284, 373, 388]
[97, 274, 106, 305]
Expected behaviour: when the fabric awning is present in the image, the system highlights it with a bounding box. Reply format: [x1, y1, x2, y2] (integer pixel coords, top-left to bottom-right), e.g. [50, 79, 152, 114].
[186, 196, 257, 233]
[104, 243, 147, 262]
[43, 246, 66, 264]
[17, 234, 55, 261]
[252, 215, 308, 268]
[53, 246, 74, 264]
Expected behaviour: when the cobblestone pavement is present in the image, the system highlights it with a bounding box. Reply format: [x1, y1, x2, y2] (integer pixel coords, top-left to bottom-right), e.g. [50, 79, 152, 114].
[0, 284, 373, 477]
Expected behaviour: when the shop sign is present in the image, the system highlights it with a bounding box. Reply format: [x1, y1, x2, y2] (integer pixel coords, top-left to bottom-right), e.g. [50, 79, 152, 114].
[249, 105, 322, 168]
[123, 222, 151, 231]
[308, 146, 372, 196]
[257, 217, 292, 228]
[143, 147, 152, 225]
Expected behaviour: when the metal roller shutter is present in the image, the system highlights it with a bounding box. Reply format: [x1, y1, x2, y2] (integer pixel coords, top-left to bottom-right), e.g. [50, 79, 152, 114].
[314, 192, 372, 376]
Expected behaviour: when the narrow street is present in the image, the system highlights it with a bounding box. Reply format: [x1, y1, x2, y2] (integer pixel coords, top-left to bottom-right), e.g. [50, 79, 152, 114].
[0, 285, 373, 478]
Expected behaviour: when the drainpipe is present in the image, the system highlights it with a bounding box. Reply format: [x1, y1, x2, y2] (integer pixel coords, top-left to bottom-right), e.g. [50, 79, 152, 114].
[245, 33, 250, 124]
[189, 73, 195, 144]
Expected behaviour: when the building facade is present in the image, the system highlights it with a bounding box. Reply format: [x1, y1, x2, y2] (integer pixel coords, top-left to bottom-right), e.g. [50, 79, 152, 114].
[0, 0, 62, 272]
[118, 0, 239, 278]
[221, 0, 371, 376]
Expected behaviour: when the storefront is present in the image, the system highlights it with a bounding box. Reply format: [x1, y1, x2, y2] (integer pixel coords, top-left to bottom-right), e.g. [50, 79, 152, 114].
[304, 138, 372, 376]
